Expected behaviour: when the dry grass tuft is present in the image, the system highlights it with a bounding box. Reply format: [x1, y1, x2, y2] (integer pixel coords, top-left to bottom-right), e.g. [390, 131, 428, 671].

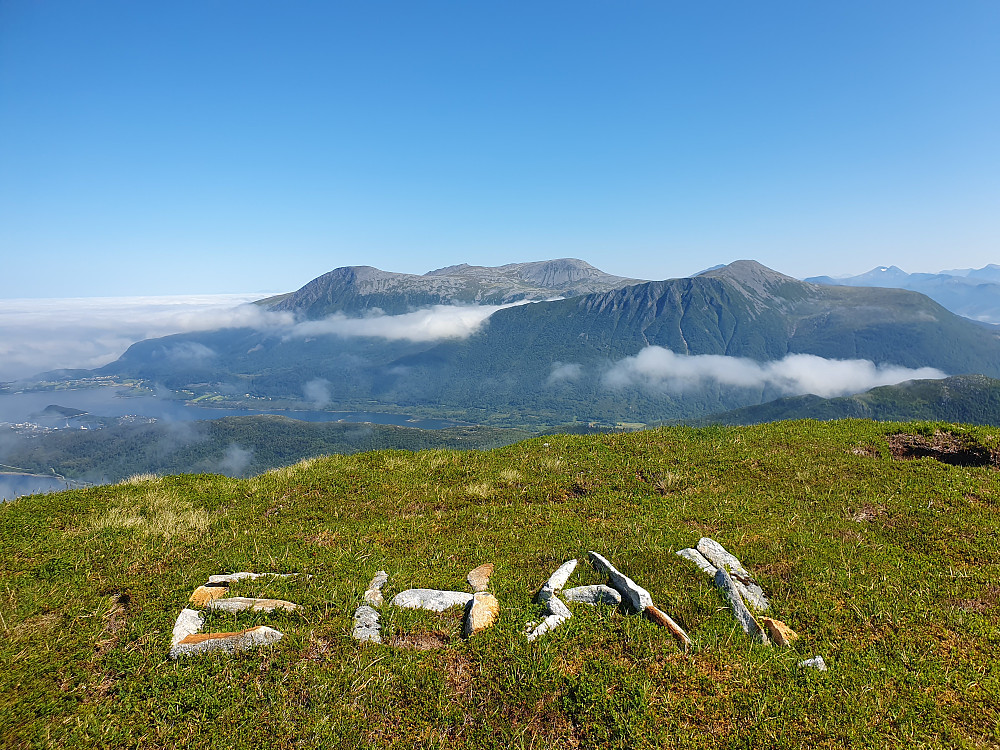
[465, 482, 494, 499]
[498, 467, 523, 483]
[88, 486, 210, 538]
[118, 473, 160, 485]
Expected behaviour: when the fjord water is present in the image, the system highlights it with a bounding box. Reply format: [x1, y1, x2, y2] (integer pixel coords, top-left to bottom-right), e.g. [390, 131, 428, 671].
[0, 388, 460, 429]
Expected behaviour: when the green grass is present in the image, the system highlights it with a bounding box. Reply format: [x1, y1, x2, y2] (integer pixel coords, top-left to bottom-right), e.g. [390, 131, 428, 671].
[1, 420, 998, 748]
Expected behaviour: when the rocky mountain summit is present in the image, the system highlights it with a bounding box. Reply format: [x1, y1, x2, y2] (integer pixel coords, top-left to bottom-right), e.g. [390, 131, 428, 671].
[264, 258, 643, 317]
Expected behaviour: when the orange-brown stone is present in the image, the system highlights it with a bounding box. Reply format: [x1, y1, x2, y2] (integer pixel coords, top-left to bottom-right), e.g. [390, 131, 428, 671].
[189, 585, 228, 606]
[761, 617, 799, 647]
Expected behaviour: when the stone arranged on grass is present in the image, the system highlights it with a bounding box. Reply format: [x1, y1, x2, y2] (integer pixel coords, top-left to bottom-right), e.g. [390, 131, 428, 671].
[172, 608, 204, 644]
[562, 584, 622, 606]
[170, 625, 283, 658]
[798, 656, 828, 671]
[391, 589, 474, 612]
[695, 537, 769, 612]
[537, 558, 577, 605]
[463, 592, 500, 637]
[587, 551, 691, 646]
[714, 568, 768, 644]
[206, 572, 297, 585]
[643, 605, 693, 646]
[352, 605, 382, 644]
[363, 571, 389, 606]
[675, 547, 718, 577]
[676, 546, 764, 612]
[466, 563, 494, 592]
[587, 552, 653, 613]
[169, 572, 304, 658]
[761, 617, 799, 647]
[189, 585, 229, 607]
[206, 597, 300, 613]
[525, 559, 577, 641]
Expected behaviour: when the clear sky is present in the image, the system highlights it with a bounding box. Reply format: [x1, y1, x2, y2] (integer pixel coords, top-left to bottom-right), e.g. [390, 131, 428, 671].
[1, 1, 998, 298]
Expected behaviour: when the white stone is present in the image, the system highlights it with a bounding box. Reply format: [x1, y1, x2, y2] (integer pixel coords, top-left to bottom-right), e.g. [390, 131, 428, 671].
[171, 608, 204, 645]
[563, 585, 622, 606]
[714, 568, 768, 644]
[169, 625, 283, 659]
[525, 612, 571, 642]
[675, 548, 717, 577]
[205, 571, 299, 585]
[390, 589, 473, 612]
[798, 656, 828, 671]
[353, 605, 381, 644]
[363, 571, 389, 606]
[205, 597, 300, 613]
[544, 559, 578, 593]
[695, 538, 769, 612]
[587, 551, 653, 613]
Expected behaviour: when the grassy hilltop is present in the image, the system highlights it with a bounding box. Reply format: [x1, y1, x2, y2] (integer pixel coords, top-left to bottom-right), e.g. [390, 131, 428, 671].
[1, 420, 998, 748]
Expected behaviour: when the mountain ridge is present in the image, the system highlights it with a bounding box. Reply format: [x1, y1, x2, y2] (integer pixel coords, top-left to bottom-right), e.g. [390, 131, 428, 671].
[266, 258, 644, 318]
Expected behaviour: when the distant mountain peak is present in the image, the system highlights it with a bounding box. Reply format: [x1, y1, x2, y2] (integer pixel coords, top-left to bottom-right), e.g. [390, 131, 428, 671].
[698, 260, 804, 299]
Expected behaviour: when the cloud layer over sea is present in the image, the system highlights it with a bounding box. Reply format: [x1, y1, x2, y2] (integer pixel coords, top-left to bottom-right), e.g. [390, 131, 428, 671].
[0, 294, 274, 381]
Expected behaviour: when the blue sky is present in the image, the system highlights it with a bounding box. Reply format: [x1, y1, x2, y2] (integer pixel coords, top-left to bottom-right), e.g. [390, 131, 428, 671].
[1, 1, 998, 298]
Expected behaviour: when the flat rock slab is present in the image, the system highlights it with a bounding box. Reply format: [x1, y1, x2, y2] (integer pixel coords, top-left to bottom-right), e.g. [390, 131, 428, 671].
[391, 589, 473, 612]
[363, 571, 389, 606]
[525, 611, 571, 642]
[714, 568, 768, 644]
[563, 585, 622, 606]
[206, 597, 300, 613]
[170, 625, 283, 658]
[205, 572, 299, 585]
[695, 538, 769, 612]
[463, 592, 500, 637]
[189, 585, 229, 607]
[587, 552, 653, 613]
[675, 547, 718, 577]
[466, 563, 494, 592]
[353, 605, 381, 644]
[537, 559, 578, 608]
[172, 608, 204, 645]
[643, 605, 693, 647]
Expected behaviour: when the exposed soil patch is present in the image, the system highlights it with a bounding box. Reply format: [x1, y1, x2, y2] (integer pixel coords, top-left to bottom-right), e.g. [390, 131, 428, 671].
[302, 631, 334, 661]
[851, 444, 880, 458]
[390, 630, 452, 650]
[441, 651, 474, 698]
[93, 592, 129, 658]
[947, 585, 1000, 613]
[850, 503, 886, 523]
[887, 431, 999, 468]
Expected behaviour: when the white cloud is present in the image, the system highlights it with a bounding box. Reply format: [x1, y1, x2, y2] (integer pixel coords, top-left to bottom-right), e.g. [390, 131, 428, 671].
[547, 362, 583, 384]
[302, 378, 332, 407]
[286, 302, 527, 343]
[604, 347, 946, 398]
[0, 295, 526, 381]
[0, 294, 283, 380]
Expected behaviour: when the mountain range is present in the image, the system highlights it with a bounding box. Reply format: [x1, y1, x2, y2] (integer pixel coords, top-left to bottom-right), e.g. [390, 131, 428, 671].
[94, 259, 1000, 427]
[807, 264, 1000, 324]
[261, 258, 643, 317]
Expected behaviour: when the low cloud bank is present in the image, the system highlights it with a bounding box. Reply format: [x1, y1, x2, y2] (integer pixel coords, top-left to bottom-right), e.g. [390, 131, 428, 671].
[0, 294, 282, 381]
[0, 296, 523, 381]
[605, 348, 946, 398]
[287, 302, 526, 343]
